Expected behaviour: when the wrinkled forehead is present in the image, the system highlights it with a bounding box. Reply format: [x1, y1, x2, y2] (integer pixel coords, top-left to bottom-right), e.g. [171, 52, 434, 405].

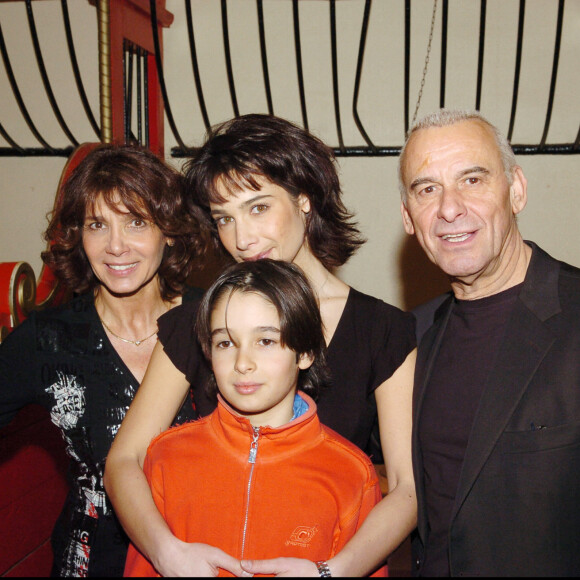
[403, 120, 501, 181]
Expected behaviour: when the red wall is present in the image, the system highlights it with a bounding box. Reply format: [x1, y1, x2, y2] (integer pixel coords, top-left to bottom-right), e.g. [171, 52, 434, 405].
[0, 405, 69, 577]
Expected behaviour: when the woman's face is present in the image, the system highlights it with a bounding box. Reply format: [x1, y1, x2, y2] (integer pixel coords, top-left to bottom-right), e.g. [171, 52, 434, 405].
[209, 176, 311, 266]
[82, 195, 170, 297]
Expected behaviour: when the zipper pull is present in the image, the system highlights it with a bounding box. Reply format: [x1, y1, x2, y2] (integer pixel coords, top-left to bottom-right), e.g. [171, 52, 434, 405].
[248, 427, 260, 463]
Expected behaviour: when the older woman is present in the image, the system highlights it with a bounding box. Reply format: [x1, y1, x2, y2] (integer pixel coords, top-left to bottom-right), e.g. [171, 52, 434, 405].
[0, 144, 207, 576]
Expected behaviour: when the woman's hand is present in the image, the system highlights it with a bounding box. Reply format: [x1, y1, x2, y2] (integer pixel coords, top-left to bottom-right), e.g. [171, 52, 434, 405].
[156, 541, 248, 577]
[240, 557, 319, 577]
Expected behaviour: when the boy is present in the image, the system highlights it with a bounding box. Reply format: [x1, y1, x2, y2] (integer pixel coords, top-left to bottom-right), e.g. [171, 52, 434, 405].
[124, 260, 385, 577]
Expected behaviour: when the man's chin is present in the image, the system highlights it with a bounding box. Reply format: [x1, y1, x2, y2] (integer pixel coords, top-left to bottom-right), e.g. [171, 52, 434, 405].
[436, 259, 482, 281]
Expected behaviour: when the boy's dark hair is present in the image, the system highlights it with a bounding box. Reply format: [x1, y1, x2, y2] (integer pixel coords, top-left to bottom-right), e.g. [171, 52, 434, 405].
[183, 114, 365, 269]
[42, 144, 210, 300]
[196, 259, 331, 400]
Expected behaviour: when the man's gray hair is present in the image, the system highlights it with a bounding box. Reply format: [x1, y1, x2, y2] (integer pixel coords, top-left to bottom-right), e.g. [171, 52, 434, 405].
[398, 109, 517, 203]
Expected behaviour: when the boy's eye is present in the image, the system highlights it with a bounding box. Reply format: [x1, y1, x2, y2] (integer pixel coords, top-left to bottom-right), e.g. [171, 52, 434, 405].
[258, 338, 276, 346]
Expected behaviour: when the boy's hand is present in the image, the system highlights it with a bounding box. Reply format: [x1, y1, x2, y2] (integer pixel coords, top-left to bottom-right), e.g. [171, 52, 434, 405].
[240, 558, 319, 577]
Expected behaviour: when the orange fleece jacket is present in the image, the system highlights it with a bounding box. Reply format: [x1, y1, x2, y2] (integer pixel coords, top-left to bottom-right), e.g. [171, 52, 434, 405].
[124, 392, 386, 577]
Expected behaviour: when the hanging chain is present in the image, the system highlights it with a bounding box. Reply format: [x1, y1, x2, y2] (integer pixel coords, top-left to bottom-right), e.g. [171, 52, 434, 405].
[412, 0, 439, 125]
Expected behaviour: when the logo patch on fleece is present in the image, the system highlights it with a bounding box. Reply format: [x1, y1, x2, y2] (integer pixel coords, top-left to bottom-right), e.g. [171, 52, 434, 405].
[285, 525, 319, 547]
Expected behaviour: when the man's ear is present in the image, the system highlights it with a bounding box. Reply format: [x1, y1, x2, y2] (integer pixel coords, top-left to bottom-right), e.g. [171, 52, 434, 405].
[298, 351, 314, 370]
[510, 166, 528, 216]
[400, 200, 415, 235]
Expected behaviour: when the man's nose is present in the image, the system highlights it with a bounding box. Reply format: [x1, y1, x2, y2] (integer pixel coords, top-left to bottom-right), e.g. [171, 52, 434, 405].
[437, 186, 467, 223]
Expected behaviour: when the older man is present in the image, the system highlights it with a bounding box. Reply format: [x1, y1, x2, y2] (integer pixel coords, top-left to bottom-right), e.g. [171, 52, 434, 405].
[400, 109, 580, 576]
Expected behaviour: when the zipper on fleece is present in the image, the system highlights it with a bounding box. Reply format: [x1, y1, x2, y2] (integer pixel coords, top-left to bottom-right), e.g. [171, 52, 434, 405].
[241, 426, 260, 560]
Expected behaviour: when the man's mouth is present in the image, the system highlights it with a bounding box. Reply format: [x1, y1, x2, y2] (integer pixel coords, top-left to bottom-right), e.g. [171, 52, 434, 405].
[441, 233, 471, 243]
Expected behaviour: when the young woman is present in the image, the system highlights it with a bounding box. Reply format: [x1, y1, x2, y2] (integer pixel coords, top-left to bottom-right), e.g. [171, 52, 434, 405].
[0, 144, 207, 577]
[105, 115, 417, 577]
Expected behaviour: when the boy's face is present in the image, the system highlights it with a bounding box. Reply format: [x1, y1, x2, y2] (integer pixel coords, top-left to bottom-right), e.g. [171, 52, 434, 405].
[210, 290, 313, 428]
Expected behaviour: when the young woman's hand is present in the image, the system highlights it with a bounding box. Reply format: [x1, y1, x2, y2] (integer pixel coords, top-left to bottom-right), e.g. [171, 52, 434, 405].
[240, 557, 319, 577]
[156, 541, 247, 577]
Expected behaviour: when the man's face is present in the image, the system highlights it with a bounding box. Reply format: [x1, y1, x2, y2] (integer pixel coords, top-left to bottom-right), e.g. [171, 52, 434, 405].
[400, 119, 527, 289]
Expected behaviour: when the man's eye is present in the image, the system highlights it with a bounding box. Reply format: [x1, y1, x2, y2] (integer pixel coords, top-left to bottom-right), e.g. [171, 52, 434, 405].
[466, 177, 480, 185]
[419, 185, 436, 196]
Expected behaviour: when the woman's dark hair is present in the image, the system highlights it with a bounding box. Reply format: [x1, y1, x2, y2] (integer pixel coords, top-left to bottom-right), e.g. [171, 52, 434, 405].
[183, 114, 365, 269]
[42, 144, 210, 300]
[196, 259, 331, 400]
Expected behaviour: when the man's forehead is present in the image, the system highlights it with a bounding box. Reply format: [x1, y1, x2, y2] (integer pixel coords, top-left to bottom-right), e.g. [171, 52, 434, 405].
[404, 120, 500, 175]
[410, 118, 493, 147]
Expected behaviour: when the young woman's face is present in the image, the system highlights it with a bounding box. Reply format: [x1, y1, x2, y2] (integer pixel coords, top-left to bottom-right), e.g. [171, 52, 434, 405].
[82, 195, 170, 297]
[210, 290, 313, 428]
[209, 177, 312, 267]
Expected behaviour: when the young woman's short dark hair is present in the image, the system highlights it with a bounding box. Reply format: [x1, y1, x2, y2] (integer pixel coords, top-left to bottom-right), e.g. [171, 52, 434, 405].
[183, 114, 365, 270]
[196, 259, 331, 400]
[42, 144, 210, 300]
